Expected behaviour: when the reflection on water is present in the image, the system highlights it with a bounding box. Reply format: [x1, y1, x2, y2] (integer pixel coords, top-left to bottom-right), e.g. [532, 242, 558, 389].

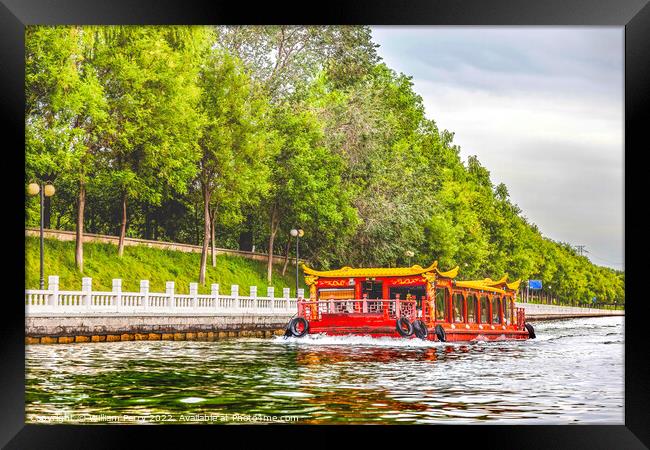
[25, 316, 624, 424]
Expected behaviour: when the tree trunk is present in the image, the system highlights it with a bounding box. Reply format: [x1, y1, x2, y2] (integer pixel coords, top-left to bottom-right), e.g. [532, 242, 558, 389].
[210, 206, 217, 267]
[118, 192, 127, 257]
[281, 236, 292, 276]
[195, 201, 201, 245]
[199, 183, 211, 285]
[75, 182, 85, 272]
[238, 214, 253, 251]
[267, 205, 279, 283]
[144, 205, 151, 240]
[238, 230, 253, 251]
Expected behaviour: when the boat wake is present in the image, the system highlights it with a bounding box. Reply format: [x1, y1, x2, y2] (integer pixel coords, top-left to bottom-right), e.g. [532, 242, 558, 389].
[274, 333, 453, 348]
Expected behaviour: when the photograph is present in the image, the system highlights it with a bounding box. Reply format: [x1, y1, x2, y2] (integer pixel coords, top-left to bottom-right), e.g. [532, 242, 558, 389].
[21, 24, 627, 427]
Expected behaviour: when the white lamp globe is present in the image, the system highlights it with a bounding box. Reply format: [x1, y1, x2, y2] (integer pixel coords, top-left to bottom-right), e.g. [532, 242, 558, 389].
[27, 183, 40, 196]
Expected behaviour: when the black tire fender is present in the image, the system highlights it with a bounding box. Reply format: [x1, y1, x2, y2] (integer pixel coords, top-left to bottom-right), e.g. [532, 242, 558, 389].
[412, 320, 429, 340]
[396, 317, 414, 337]
[289, 317, 309, 337]
[525, 322, 536, 339]
[434, 324, 447, 342]
[283, 316, 296, 338]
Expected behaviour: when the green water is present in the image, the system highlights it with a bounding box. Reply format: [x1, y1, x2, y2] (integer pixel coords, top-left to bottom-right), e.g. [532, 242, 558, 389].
[25, 316, 624, 424]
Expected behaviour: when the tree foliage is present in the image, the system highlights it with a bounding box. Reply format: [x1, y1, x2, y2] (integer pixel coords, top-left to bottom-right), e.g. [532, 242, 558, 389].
[25, 25, 624, 303]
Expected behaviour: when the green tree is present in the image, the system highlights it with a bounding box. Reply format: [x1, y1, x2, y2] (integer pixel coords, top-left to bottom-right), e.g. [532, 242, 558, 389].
[94, 26, 206, 257]
[215, 26, 379, 255]
[26, 26, 109, 272]
[196, 49, 277, 284]
[24, 25, 624, 308]
[264, 105, 356, 282]
[214, 26, 378, 101]
[307, 64, 443, 268]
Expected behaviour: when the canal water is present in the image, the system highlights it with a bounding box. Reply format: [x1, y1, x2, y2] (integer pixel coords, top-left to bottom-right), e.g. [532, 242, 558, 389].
[25, 316, 624, 424]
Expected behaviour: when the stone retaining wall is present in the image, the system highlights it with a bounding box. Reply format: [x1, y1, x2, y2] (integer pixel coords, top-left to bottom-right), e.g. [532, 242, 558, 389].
[26, 314, 292, 343]
[26, 329, 286, 345]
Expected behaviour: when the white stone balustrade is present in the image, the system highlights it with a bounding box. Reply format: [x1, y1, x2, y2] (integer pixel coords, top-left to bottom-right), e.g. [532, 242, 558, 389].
[140, 279, 150, 309]
[25, 277, 618, 318]
[48, 275, 59, 306]
[25, 277, 300, 316]
[113, 279, 122, 308]
[82, 277, 92, 307]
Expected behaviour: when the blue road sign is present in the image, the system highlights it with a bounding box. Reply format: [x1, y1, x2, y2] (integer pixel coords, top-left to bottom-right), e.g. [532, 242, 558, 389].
[528, 280, 542, 290]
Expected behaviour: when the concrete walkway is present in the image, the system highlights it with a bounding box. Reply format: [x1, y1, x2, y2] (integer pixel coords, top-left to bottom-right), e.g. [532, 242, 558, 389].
[516, 302, 624, 320]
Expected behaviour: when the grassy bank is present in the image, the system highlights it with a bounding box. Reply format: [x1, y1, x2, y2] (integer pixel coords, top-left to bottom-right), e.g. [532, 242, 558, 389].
[25, 237, 306, 295]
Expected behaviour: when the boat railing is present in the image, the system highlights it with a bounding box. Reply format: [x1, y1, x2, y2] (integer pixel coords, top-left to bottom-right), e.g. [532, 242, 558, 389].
[516, 307, 526, 330]
[298, 298, 417, 322]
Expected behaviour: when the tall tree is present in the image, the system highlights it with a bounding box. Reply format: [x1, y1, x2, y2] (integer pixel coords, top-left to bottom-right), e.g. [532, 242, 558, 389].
[264, 105, 356, 282]
[214, 26, 378, 101]
[214, 26, 379, 254]
[307, 64, 441, 268]
[95, 26, 206, 257]
[196, 49, 277, 284]
[26, 26, 109, 272]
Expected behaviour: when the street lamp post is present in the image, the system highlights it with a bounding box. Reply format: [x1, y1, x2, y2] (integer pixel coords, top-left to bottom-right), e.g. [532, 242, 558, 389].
[405, 250, 414, 266]
[28, 181, 55, 289]
[290, 228, 304, 297]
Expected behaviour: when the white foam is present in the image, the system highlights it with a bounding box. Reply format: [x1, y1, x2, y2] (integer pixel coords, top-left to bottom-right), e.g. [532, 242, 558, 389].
[268, 391, 314, 398]
[179, 397, 205, 403]
[273, 333, 444, 348]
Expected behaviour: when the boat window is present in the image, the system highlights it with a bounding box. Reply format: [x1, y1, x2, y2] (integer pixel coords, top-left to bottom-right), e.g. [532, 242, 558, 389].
[452, 293, 465, 323]
[435, 288, 447, 321]
[466, 294, 477, 323]
[492, 297, 502, 324]
[389, 286, 426, 307]
[318, 288, 355, 301]
[480, 295, 490, 323]
[362, 280, 384, 299]
[503, 297, 512, 324]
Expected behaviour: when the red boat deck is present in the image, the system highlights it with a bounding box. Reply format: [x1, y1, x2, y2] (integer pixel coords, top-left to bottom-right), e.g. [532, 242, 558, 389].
[297, 299, 529, 341]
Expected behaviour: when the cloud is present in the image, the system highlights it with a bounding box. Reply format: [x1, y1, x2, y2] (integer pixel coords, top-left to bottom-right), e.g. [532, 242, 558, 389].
[371, 27, 624, 270]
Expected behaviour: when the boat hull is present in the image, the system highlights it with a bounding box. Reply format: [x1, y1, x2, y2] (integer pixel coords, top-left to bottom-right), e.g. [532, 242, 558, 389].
[299, 313, 530, 342]
[306, 327, 530, 341]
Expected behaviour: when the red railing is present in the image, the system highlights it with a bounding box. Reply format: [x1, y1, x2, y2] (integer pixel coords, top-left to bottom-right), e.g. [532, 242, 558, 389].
[516, 307, 526, 330]
[298, 299, 417, 322]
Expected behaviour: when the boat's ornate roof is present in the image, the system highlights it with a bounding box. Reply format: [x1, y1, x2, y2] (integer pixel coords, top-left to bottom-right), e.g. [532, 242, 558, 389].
[302, 262, 520, 294]
[302, 261, 459, 279]
[481, 275, 522, 291]
[454, 280, 507, 294]
[455, 275, 522, 294]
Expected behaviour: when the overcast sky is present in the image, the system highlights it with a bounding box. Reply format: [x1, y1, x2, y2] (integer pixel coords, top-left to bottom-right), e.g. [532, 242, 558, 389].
[370, 27, 624, 271]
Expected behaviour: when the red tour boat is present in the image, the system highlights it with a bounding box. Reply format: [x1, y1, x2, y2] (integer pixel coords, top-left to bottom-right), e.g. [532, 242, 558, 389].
[285, 262, 535, 342]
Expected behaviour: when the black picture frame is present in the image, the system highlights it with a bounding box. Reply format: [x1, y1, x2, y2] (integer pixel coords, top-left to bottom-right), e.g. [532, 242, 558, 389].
[2, 0, 647, 447]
